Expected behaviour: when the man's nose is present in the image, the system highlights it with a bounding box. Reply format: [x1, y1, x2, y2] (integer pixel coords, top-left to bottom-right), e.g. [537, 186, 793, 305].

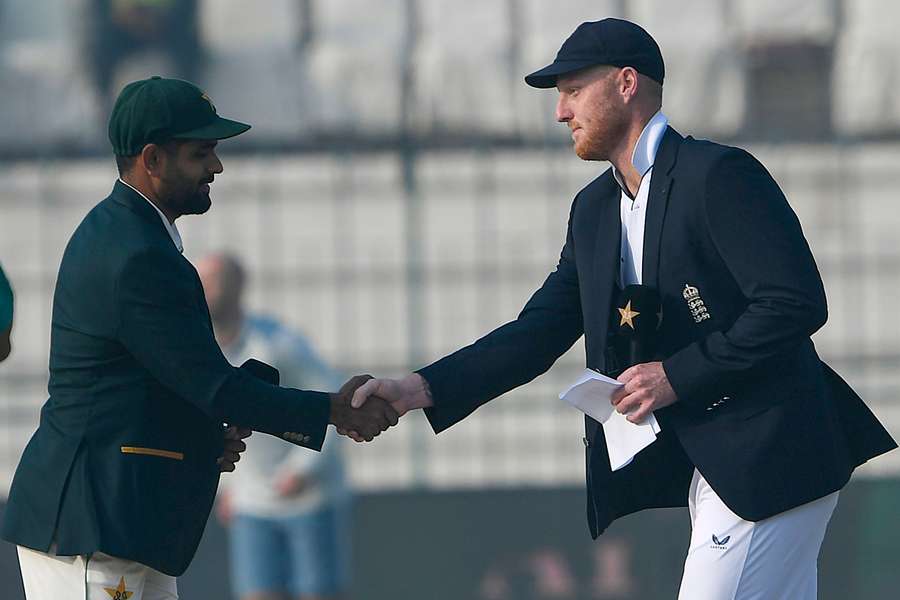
[556, 97, 572, 123]
[211, 155, 224, 175]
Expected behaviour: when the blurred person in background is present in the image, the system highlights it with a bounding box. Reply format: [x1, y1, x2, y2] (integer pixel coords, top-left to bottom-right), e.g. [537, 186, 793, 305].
[1, 76, 393, 600]
[0, 262, 13, 362]
[198, 253, 350, 600]
[351, 18, 896, 600]
[85, 0, 201, 105]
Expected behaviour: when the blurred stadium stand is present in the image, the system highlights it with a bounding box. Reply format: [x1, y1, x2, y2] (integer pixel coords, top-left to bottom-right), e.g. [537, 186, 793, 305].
[833, 0, 900, 136]
[198, 0, 315, 141]
[1, 1, 899, 597]
[629, 0, 746, 136]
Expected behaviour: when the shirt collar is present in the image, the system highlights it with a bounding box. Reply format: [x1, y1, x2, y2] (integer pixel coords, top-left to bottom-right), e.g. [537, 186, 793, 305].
[612, 110, 669, 191]
[118, 178, 184, 253]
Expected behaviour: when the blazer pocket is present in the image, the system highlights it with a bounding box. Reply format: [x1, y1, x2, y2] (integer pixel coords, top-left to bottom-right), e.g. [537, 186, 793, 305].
[121, 446, 184, 461]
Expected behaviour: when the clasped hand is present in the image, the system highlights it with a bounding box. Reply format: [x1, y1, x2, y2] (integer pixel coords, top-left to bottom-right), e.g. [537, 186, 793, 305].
[332, 373, 433, 441]
[330, 375, 400, 442]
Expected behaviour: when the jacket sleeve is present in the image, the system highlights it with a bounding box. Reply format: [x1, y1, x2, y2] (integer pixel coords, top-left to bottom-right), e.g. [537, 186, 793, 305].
[115, 248, 330, 449]
[663, 149, 827, 408]
[419, 195, 586, 432]
[0, 263, 13, 331]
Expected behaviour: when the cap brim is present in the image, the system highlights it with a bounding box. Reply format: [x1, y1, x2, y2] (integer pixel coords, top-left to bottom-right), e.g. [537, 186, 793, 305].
[172, 115, 251, 141]
[525, 59, 605, 88]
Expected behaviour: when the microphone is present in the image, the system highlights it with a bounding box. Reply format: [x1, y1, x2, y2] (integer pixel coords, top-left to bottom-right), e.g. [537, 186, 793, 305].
[613, 285, 663, 368]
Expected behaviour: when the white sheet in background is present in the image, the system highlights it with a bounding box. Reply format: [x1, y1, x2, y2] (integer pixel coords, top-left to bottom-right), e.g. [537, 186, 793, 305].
[559, 369, 661, 471]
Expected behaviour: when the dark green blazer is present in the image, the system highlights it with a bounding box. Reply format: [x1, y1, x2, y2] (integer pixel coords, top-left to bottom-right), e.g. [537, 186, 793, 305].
[2, 181, 330, 576]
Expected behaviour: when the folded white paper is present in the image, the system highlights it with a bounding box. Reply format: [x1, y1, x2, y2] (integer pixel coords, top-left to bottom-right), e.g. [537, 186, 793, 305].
[559, 369, 661, 471]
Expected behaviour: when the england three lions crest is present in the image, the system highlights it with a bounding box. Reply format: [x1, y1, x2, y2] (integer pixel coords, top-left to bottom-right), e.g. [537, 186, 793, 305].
[683, 284, 711, 323]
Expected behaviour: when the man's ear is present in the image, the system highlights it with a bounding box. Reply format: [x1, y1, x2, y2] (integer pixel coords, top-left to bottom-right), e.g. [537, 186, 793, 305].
[619, 67, 639, 103]
[140, 143, 164, 177]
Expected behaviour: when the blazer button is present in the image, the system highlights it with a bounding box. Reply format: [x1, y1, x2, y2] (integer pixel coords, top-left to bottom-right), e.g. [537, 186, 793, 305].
[283, 432, 292, 440]
[583, 437, 590, 448]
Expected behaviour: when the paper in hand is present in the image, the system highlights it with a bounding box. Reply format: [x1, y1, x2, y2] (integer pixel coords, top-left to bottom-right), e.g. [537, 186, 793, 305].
[559, 369, 661, 471]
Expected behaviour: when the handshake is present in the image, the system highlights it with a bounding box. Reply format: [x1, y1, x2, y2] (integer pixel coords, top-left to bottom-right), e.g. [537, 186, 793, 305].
[328, 373, 435, 442]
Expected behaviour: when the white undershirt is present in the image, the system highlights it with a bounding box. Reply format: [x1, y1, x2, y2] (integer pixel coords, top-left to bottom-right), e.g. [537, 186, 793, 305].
[118, 178, 184, 253]
[611, 111, 669, 288]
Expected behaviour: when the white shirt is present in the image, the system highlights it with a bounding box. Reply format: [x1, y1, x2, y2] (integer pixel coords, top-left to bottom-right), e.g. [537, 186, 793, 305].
[217, 315, 348, 517]
[611, 111, 669, 288]
[118, 178, 184, 253]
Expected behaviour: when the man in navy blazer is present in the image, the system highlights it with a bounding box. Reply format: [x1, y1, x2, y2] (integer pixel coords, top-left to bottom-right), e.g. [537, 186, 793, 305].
[351, 19, 896, 599]
[3, 77, 398, 599]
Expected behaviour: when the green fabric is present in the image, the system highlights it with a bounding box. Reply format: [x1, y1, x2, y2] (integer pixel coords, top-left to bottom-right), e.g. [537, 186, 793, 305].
[108, 76, 250, 156]
[0, 182, 328, 577]
[0, 263, 12, 330]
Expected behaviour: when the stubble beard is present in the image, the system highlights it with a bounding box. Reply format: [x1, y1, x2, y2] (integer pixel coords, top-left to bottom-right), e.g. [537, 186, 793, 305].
[575, 115, 628, 162]
[573, 90, 629, 162]
[161, 168, 212, 217]
[179, 190, 212, 216]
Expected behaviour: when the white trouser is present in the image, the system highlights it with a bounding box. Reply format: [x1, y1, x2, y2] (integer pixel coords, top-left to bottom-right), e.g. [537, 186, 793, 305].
[17, 544, 178, 600]
[678, 469, 839, 600]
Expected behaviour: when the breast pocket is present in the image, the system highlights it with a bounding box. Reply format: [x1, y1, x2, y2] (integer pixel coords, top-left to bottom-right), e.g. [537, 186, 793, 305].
[120, 446, 184, 461]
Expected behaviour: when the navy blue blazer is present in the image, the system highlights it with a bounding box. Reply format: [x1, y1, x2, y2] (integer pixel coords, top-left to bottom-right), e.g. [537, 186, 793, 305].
[418, 127, 896, 536]
[2, 181, 331, 575]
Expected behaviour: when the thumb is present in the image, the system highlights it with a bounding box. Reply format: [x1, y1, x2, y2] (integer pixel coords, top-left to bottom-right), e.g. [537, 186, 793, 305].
[387, 396, 409, 418]
[351, 379, 379, 409]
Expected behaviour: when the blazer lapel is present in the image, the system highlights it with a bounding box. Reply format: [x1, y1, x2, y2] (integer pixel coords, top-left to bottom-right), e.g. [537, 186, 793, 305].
[592, 176, 622, 349]
[110, 180, 172, 238]
[641, 127, 682, 289]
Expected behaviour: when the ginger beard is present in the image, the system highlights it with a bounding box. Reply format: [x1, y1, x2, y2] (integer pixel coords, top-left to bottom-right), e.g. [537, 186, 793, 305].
[571, 73, 630, 162]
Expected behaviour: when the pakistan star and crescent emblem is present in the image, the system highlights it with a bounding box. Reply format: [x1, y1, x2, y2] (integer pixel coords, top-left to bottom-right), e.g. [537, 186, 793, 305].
[618, 300, 640, 329]
[200, 92, 216, 113]
[104, 576, 134, 599]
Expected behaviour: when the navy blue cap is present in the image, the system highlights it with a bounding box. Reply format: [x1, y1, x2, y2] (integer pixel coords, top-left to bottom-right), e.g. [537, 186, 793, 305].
[525, 18, 664, 88]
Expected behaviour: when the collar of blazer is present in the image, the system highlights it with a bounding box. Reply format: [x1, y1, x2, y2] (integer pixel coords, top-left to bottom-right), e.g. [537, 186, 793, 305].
[641, 126, 683, 290]
[110, 179, 177, 242]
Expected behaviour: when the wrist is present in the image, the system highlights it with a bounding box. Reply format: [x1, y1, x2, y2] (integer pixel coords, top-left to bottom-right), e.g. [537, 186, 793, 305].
[402, 373, 435, 410]
[327, 393, 341, 424]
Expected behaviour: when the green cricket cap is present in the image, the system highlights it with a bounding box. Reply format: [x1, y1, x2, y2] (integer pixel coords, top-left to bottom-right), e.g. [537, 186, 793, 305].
[108, 76, 251, 156]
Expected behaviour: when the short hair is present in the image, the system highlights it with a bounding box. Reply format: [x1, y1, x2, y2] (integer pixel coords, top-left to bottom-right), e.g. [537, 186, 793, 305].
[639, 74, 664, 109]
[114, 140, 183, 176]
[215, 253, 247, 298]
[219, 252, 247, 289]
[115, 154, 138, 176]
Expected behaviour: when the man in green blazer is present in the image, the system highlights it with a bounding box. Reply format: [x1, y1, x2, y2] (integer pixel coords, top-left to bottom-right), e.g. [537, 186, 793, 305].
[2, 77, 397, 599]
[0, 263, 12, 362]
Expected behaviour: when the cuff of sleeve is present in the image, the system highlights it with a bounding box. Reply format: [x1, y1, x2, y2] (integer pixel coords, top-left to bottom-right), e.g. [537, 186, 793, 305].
[415, 367, 455, 434]
[279, 390, 330, 451]
[221, 373, 330, 451]
[663, 345, 714, 411]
